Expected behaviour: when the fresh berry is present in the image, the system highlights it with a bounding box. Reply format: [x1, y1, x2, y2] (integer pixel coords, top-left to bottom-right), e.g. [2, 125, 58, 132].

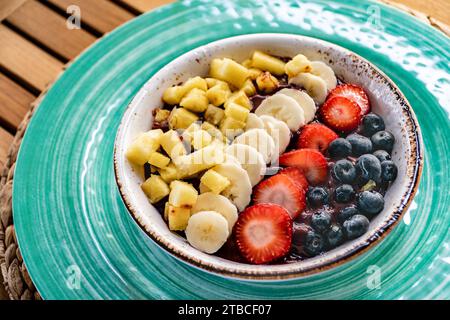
[371, 130, 395, 153]
[307, 187, 330, 207]
[334, 184, 355, 203]
[356, 154, 382, 184]
[328, 84, 370, 115]
[332, 159, 357, 184]
[361, 113, 385, 137]
[343, 214, 370, 239]
[320, 96, 362, 132]
[279, 167, 309, 192]
[253, 174, 305, 219]
[326, 224, 345, 248]
[381, 160, 398, 182]
[373, 150, 391, 163]
[328, 138, 352, 159]
[279, 149, 328, 185]
[297, 123, 338, 153]
[292, 223, 312, 255]
[311, 210, 332, 233]
[357, 191, 385, 218]
[337, 206, 359, 224]
[235, 204, 292, 264]
[346, 133, 372, 157]
[303, 230, 325, 257]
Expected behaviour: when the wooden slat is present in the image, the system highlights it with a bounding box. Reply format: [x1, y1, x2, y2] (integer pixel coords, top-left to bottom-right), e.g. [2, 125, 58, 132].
[0, 127, 13, 169]
[0, 24, 64, 92]
[118, 0, 172, 12]
[0, 73, 35, 130]
[48, 0, 135, 34]
[0, 0, 28, 21]
[6, 0, 97, 61]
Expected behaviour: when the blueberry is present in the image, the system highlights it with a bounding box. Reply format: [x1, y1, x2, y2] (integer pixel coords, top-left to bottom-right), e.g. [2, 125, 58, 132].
[292, 223, 312, 255]
[328, 138, 352, 159]
[357, 191, 385, 218]
[326, 224, 345, 248]
[334, 184, 355, 203]
[381, 160, 398, 182]
[356, 154, 382, 184]
[346, 133, 373, 157]
[373, 150, 391, 162]
[307, 187, 329, 207]
[361, 113, 385, 137]
[337, 206, 359, 224]
[303, 230, 325, 257]
[371, 130, 395, 153]
[332, 159, 357, 184]
[343, 214, 370, 239]
[311, 211, 332, 233]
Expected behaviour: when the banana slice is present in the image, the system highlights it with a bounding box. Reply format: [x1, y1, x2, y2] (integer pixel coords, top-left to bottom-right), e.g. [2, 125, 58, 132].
[289, 73, 328, 105]
[255, 94, 305, 131]
[233, 128, 276, 164]
[185, 211, 229, 254]
[310, 61, 337, 91]
[277, 88, 316, 124]
[192, 193, 238, 232]
[245, 113, 265, 131]
[259, 115, 291, 155]
[224, 144, 266, 186]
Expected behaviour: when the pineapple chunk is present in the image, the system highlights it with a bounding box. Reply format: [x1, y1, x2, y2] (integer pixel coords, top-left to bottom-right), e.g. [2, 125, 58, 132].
[183, 76, 208, 92]
[285, 54, 312, 78]
[158, 162, 179, 183]
[204, 104, 225, 126]
[224, 102, 250, 122]
[168, 107, 199, 130]
[256, 71, 279, 93]
[240, 79, 256, 96]
[141, 175, 170, 204]
[201, 122, 226, 143]
[182, 122, 201, 141]
[160, 130, 187, 159]
[251, 51, 286, 76]
[154, 108, 170, 122]
[200, 169, 231, 194]
[224, 91, 252, 110]
[210, 58, 250, 88]
[174, 145, 224, 176]
[126, 129, 163, 165]
[241, 59, 253, 68]
[180, 88, 209, 113]
[167, 204, 191, 231]
[162, 86, 185, 105]
[169, 180, 198, 208]
[205, 78, 224, 88]
[220, 116, 246, 140]
[164, 202, 170, 221]
[248, 68, 263, 80]
[192, 130, 212, 150]
[206, 82, 231, 106]
[148, 152, 170, 169]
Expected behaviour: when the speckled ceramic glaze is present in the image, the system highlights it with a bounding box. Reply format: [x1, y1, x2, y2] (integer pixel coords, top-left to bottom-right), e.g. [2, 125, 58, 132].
[13, 0, 450, 299]
[115, 33, 423, 279]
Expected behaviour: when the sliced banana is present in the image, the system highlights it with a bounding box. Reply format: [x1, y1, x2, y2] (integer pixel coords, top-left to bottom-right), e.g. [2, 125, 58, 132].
[245, 113, 265, 131]
[255, 94, 305, 131]
[277, 88, 316, 124]
[185, 211, 229, 254]
[289, 73, 328, 105]
[224, 144, 266, 187]
[310, 61, 337, 91]
[259, 115, 291, 156]
[191, 193, 238, 232]
[233, 128, 276, 164]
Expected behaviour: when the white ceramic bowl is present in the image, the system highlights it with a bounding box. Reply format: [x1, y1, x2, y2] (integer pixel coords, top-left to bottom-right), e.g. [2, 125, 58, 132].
[114, 34, 423, 280]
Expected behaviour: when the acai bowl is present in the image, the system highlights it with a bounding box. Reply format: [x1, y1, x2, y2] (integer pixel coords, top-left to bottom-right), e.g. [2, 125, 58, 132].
[114, 34, 423, 280]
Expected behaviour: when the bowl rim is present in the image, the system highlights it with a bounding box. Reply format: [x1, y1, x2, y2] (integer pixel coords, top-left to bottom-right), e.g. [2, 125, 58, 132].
[113, 33, 423, 280]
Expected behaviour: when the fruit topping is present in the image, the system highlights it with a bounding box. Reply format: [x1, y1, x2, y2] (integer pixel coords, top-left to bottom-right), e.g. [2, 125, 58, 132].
[297, 123, 338, 153]
[337, 206, 359, 224]
[279, 167, 309, 192]
[355, 154, 382, 184]
[328, 138, 352, 159]
[320, 96, 362, 132]
[334, 184, 356, 203]
[346, 133, 372, 157]
[361, 113, 385, 136]
[327, 84, 370, 115]
[332, 159, 357, 184]
[310, 210, 332, 233]
[326, 224, 345, 248]
[303, 230, 325, 257]
[371, 130, 395, 153]
[381, 160, 398, 182]
[343, 214, 370, 239]
[279, 149, 328, 185]
[307, 186, 330, 207]
[357, 191, 385, 218]
[373, 150, 391, 163]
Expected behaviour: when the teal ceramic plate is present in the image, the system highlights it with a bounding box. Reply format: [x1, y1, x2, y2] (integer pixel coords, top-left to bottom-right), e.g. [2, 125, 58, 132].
[13, 0, 450, 299]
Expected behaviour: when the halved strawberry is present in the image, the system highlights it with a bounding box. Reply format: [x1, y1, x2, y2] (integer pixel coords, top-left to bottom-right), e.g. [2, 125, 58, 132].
[279, 148, 328, 185]
[253, 173, 305, 219]
[279, 167, 309, 192]
[297, 123, 338, 153]
[235, 203, 292, 264]
[319, 96, 362, 132]
[328, 84, 370, 115]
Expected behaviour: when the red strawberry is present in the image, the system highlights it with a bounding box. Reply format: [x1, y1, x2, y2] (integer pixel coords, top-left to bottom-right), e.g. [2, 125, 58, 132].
[279, 149, 328, 185]
[297, 123, 339, 153]
[279, 167, 309, 192]
[235, 204, 292, 264]
[319, 96, 362, 132]
[253, 173, 306, 219]
[328, 84, 370, 115]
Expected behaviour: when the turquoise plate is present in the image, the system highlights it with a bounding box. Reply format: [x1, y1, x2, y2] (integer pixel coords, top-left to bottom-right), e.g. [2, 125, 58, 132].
[13, 0, 450, 299]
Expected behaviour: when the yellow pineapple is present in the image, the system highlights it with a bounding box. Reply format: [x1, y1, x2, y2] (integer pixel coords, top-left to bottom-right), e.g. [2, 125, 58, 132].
[180, 88, 209, 113]
[158, 162, 179, 183]
[285, 54, 312, 78]
[174, 145, 224, 176]
[206, 82, 231, 106]
[191, 130, 212, 150]
[256, 71, 279, 93]
[154, 108, 170, 123]
[200, 169, 231, 194]
[204, 104, 225, 126]
[159, 130, 187, 159]
[241, 59, 253, 68]
[201, 122, 226, 143]
[210, 58, 250, 88]
[169, 180, 198, 208]
[240, 79, 257, 96]
[224, 102, 250, 122]
[248, 68, 263, 80]
[183, 76, 208, 92]
[162, 86, 185, 105]
[148, 152, 170, 168]
[141, 175, 170, 204]
[251, 51, 286, 76]
[126, 129, 163, 165]
[224, 91, 252, 110]
[220, 116, 246, 140]
[167, 204, 191, 231]
[168, 107, 199, 130]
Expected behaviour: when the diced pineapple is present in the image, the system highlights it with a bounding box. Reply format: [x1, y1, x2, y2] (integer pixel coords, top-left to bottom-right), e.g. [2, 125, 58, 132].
[224, 102, 250, 122]
[167, 204, 191, 231]
[248, 68, 263, 80]
[160, 130, 187, 159]
[192, 130, 212, 150]
[220, 116, 246, 140]
[180, 88, 209, 113]
[184, 76, 208, 92]
[162, 86, 185, 105]
[285, 54, 312, 78]
[204, 104, 225, 126]
[148, 152, 170, 168]
[168, 107, 199, 130]
[169, 180, 198, 208]
[201, 122, 226, 143]
[224, 91, 252, 110]
[164, 202, 170, 221]
[206, 82, 231, 106]
[158, 162, 179, 183]
[174, 145, 224, 176]
[182, 122, 201, 141]
[154, 108, 170, 123]
[240, 79, 257, 96]
[241, 59, 253, 68]
[205, 78, 221, 88]
[141, 175, 170, 204]
[251, 51, 286, 76]
[126, 129, 163, 165]
[210, 58, 250, 88]
[200, 169, 231, 194]
[256, 71, 279, 93]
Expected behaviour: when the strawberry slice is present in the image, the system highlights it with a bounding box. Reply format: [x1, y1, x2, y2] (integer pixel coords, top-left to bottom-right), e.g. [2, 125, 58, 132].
[235, 203, 292, 264]
[319, 96, 362, 132]
[279, 148, 328, 185]
[253, 173, 306, 219]
[328, 84, 370, 115]
[279, 167, 309, 192]
[297, 123, 339, 153]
